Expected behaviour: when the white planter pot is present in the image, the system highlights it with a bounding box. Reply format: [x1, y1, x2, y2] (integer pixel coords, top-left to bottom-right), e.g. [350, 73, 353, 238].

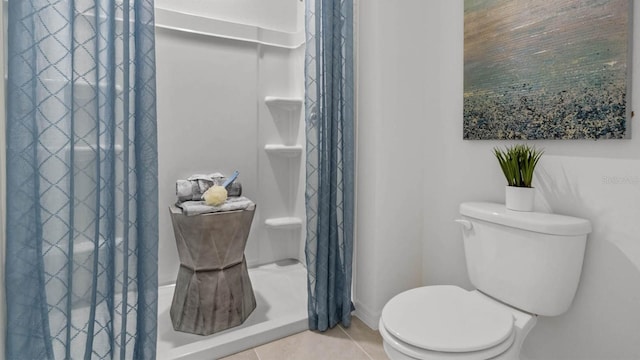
[505, 186, 535, 212]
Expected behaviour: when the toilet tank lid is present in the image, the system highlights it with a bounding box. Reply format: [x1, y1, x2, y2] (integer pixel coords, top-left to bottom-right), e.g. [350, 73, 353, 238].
[460, 202, 592, 236]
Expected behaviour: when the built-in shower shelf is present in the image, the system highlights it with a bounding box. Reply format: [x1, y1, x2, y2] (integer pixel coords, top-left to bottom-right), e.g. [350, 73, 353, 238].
[264, 96, 303, 111]
[264, 144, 303, 157]
[265, 217, 303, 230]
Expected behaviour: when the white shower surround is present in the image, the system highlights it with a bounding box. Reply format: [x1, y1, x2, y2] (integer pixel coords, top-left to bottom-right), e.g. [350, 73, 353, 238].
[155, 2, 308, 358]
[155, 0, 302, 33]
[155, 3, 306, 285]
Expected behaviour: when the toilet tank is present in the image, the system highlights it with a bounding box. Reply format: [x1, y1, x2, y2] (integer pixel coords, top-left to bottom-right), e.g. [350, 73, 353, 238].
[459, 202, 592, 317]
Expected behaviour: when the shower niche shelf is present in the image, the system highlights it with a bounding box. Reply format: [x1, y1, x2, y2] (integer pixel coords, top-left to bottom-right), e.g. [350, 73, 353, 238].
[264, 96, 303, 111]
[265, 217, 302, 230]
[260, 93, 304, 253]
[264, 144, 303, 157]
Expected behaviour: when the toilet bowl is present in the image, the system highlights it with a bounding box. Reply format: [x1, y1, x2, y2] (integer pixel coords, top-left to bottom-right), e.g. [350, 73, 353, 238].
[379, 286, 536, 360]
[379, 202, 591, 360]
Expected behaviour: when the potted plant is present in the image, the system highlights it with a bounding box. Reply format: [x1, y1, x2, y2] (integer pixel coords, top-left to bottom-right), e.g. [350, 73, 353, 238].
[493, 144, 543, 211]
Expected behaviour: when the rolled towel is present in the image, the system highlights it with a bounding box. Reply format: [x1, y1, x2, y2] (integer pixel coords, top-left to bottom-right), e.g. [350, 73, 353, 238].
[176, 196, 255, 216]
[176, 173, 242, 202]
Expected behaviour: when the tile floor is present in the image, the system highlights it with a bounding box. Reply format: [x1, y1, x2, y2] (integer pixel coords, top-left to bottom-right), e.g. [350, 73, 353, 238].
[220, 316, 388, 360]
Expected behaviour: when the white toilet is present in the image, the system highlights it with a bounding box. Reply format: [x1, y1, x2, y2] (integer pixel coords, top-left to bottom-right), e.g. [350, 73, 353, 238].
[379, 202, 592, 360]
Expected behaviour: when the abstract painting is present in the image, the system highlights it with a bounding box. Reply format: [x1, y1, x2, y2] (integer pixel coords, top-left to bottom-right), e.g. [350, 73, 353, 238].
[464, 0, 632, 140]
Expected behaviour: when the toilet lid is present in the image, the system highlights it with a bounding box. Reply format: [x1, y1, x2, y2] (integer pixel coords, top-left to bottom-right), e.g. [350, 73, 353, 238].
[381, 285, 514, 353]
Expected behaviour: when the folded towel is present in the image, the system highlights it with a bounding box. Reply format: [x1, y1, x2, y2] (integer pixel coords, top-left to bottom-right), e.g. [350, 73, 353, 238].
[176, 196, 255, 216]
[176, 173, 242, 202]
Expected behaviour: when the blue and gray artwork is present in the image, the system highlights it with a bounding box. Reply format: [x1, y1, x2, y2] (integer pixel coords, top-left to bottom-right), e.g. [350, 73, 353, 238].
[464, 0, 631, 140]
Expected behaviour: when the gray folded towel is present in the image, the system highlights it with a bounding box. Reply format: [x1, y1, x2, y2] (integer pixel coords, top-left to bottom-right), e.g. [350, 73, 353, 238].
[176, 173, 242, 202]
[176, 196, 255, 216]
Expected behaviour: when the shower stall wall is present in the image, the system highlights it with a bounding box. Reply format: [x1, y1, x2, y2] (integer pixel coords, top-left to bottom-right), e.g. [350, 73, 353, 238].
[155, 1, 306, 287]
[154, 2, 308, 358]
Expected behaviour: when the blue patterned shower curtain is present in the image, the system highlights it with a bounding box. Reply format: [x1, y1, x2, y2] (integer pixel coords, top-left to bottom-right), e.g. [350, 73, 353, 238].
[5, 0, 158, 359]
[304, 0, 355, 331]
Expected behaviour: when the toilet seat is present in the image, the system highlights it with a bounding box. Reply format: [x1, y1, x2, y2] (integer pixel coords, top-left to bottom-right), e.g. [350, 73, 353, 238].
[380, 285, 516, 360]
[379, 319, 516, 360]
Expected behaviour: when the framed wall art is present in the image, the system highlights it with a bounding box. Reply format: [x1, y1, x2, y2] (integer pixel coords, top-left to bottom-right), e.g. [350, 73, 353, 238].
[464, 0, 632, 140]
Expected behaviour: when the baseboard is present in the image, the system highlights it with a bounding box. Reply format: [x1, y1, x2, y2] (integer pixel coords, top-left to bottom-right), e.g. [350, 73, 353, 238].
[353, 300, 381, 330]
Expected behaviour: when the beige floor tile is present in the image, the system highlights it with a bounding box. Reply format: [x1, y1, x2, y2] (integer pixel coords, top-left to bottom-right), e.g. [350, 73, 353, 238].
[219, 349, 259, 360]
[340, 317, 389, 360]
[254, 327, 371, 360]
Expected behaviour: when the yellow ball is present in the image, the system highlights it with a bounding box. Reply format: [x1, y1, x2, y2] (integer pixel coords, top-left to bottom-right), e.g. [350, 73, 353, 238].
[203, 185, 228, 206]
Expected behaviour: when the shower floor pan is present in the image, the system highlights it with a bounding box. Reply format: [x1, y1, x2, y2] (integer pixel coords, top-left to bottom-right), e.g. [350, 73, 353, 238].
[156, 260, 308, 359]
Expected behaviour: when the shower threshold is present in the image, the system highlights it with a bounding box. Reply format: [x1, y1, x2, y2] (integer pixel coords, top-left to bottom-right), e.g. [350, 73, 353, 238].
[156, 259, 308, 359]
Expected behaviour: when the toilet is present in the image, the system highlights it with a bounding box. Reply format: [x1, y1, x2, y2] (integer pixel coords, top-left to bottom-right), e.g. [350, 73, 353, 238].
[379, 202, 592, 360]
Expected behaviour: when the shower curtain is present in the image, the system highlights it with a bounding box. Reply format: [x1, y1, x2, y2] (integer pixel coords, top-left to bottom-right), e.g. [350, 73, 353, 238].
[304, 0, 355, 331]
[5, 0, 158, 359]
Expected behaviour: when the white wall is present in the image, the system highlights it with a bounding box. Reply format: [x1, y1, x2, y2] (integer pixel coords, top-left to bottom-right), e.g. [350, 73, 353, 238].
[354, 0, 430, 326]
[357, 1, 640, 359]
[424, 2, 640, 359]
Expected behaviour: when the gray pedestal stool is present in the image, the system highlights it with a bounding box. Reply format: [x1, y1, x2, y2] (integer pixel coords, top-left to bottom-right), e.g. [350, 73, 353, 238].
[169, 204, 257, 335]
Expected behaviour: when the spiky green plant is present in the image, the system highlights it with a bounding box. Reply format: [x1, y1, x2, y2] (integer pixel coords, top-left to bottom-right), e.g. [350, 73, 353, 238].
[493, 144, 543, 188]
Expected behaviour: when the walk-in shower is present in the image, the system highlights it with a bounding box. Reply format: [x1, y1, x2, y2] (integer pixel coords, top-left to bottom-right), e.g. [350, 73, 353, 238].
[154, 4, 308, 358]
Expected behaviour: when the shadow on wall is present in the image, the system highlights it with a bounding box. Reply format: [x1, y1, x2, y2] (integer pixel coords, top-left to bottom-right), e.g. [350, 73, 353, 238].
[523, 156, 640, 360]
[535, 163, 607, 230]
[535, 156, 640, 272]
